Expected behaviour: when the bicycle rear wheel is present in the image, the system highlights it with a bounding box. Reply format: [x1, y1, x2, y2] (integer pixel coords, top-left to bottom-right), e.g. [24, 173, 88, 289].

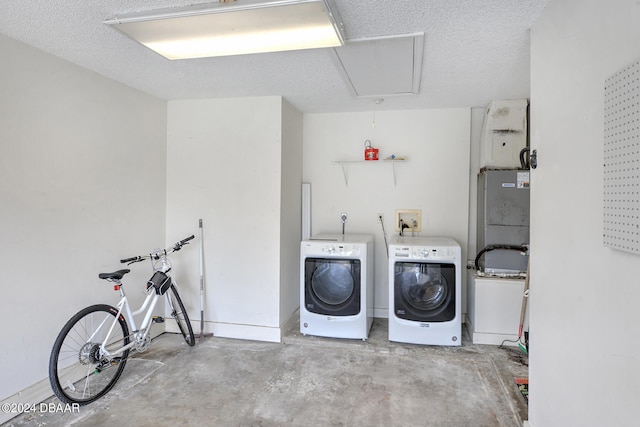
[49, 304, 130, 405]
[167, 283, 195, 346]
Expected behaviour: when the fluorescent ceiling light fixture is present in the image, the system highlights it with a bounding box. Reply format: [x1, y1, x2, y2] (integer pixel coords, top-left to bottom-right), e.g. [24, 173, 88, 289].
[104, 0, 345, 59]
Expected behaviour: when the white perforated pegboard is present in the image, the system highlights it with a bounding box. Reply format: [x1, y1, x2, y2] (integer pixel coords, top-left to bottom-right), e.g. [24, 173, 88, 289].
[604, 59, 640, 254]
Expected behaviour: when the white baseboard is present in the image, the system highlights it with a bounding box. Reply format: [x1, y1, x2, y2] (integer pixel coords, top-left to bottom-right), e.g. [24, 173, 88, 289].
[213, 322, 281, 343]
[167, 318, 282, 343]
[0, 376, 53, 424]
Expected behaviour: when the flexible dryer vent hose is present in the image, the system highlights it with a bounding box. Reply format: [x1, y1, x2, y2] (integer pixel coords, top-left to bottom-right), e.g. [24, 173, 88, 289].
[474, 244, 529, 272]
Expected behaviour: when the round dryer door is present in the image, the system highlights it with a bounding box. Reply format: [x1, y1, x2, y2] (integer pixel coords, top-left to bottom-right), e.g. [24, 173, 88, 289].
[312, 263, 354, 305]
[400, 269, 447, 311]
[304, 259, 361, 316]
[394, 262, 456, 322]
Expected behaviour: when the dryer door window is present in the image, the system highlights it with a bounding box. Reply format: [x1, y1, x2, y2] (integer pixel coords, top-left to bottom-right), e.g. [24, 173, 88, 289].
[394, 262, 455, 322]
[305, 258, 361, 316]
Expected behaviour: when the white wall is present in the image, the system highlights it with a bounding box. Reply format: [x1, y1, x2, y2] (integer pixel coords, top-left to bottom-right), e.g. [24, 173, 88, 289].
[166, 97, 302, 343]
[280, 101, 304, 323]
[529, 1, 640, 425]
[0, 34, 166, 415]
[303, 109, 471, 316]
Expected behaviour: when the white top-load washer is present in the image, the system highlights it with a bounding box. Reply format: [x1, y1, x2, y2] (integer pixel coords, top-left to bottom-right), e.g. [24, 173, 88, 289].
[300, 234, 374, 340]
[388, 236, 462, 346]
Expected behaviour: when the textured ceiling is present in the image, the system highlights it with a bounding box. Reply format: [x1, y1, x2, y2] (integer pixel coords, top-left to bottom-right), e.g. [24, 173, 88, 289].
[0, 0, 550, 113]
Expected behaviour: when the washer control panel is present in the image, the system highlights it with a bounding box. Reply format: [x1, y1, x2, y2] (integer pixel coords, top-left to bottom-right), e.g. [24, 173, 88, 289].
[392, 246, 455, 260]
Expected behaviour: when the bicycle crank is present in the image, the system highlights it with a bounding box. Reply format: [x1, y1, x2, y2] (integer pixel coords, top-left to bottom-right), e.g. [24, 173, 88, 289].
[94, 357, 122, 374]
[134, 333, 151, 352]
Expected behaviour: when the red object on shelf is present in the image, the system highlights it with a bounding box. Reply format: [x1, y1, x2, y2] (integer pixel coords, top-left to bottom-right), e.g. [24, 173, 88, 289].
[364, 140, 379, 160]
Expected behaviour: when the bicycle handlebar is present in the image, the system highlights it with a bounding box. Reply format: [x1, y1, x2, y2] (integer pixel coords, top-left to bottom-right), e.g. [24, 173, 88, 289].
[174, 235, 195, 250]
[120, 235, 195, 264]
[180, 235, 195, 245]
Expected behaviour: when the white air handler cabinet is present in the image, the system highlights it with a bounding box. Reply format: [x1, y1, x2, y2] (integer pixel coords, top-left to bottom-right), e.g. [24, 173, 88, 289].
[479, 99, 528, 168]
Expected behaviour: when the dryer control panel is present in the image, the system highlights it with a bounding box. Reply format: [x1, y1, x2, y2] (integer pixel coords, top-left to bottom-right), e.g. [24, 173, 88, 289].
[392, 246, 456, 260]
[303, 243, 361, 257]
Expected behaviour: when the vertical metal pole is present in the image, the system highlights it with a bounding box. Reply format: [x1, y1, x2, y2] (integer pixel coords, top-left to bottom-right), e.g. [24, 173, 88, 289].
[198, 219, 212, 339]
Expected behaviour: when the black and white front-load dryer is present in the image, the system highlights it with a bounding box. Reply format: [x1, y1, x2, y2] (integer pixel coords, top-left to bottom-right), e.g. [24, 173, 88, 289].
[300, 234, 374, 340]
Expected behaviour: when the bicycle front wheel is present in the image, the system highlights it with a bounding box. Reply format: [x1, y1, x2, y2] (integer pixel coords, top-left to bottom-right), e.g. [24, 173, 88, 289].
[49, 304, 130, 405]
[167, 283, 195, 346]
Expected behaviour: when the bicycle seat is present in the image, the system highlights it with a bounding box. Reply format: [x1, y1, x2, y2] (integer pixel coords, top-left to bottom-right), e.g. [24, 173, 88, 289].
[98, 269, 131, 280]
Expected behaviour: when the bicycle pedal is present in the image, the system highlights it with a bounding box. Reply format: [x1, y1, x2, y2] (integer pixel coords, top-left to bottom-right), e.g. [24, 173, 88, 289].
[152, 316, 165, 323]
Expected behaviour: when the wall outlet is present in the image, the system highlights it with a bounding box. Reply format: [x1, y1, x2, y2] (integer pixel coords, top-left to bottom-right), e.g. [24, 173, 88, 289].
[395, 209, 422, 232]
[340, 212, 348, 223]
[377, 213, 384, 223]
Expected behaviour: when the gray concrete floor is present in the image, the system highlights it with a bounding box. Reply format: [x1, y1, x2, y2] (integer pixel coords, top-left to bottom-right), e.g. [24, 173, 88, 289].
[4, 317, 528, 427]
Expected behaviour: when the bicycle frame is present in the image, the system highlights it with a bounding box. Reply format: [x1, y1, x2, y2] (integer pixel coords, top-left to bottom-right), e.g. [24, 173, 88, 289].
[102, 245, 188, 359]
[99, 285, 163, 358]
[98, 245, 181, 358]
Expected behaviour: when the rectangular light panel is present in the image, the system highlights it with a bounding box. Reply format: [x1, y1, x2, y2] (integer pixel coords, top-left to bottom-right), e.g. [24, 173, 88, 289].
[104, 0, 345, 59]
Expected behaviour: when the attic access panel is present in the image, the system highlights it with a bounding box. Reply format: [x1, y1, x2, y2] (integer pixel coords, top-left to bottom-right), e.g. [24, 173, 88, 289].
[333, 33, 424, 98]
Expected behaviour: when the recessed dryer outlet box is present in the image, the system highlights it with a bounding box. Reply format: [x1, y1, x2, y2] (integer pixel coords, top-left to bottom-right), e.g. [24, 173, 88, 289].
[395, 209, 422, 232]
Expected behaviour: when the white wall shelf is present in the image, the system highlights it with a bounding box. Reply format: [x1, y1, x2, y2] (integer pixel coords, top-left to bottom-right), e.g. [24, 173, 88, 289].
[331, 159, 406, 186]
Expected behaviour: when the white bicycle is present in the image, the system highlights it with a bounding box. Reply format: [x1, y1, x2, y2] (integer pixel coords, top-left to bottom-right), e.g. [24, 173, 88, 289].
[48, 235, 196, 405]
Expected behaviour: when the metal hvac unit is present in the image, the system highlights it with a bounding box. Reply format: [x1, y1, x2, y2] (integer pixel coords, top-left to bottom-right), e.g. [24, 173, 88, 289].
[476, 169, 530, 274]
